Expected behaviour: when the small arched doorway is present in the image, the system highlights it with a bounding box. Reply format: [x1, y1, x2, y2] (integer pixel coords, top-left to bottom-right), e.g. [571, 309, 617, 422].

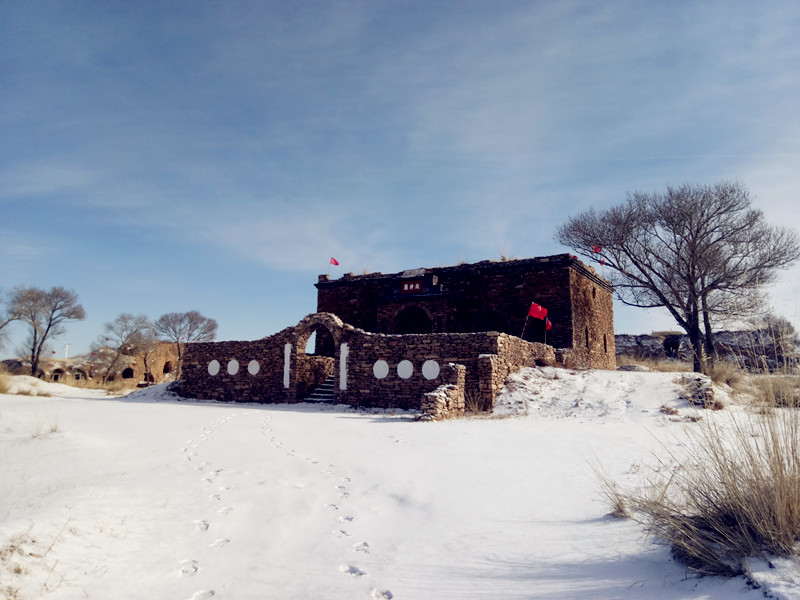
[393, 306, 432, 334]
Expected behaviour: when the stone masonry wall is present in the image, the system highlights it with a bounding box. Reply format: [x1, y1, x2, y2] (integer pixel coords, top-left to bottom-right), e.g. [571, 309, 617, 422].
[178, 313, 556, 412]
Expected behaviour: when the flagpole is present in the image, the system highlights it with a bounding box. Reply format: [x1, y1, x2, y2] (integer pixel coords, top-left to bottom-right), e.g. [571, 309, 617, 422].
[520, 315, 529, 340]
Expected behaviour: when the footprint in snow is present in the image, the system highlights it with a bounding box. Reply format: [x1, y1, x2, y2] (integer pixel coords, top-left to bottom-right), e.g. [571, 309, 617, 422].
[209, 538, 230, 549]
[353, 542, 369, 553]
[218, 506, 233, 515]
[339, 564, 367, 578]
[193, 520, 209, 531]
[325, 504, 339, 511]
[370, 589, 393, 599]
[186, 591, 215, 600]
[337, 515, 354, 523]
[179, 559, 198, 576]
[332, 529, 351, 538]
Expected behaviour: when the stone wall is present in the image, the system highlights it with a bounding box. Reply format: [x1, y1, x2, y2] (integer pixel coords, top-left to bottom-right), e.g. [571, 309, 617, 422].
[178, 313, 556, 417]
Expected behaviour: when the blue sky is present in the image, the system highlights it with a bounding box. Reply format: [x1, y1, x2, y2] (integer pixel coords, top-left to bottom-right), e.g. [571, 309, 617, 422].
[2, 0, 800, 359]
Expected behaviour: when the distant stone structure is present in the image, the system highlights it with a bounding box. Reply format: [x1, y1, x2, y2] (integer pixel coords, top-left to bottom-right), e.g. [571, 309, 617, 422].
[177, 254, 615, 418]
[1, 342, 178, 385]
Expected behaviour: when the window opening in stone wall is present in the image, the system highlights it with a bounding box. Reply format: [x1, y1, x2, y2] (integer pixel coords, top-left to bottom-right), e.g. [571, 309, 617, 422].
[122, 367, 135, 379]
[51, 368, 65, 382]
[592, 287, 596, 299]
[585, 327, 589, 349]
[603, 333, 607, 353]
[393, 306, 432, 334]
[163, 361, 173, 374]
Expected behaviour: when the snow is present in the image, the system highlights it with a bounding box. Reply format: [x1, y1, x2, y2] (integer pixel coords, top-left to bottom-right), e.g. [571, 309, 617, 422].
[1, 368, 798, 599]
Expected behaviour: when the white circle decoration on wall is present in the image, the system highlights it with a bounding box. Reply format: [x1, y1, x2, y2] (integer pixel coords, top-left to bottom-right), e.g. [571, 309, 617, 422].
[208, 360, 220, 376]
[373, 359, 389, 379]
[422, 360, 440, 380]
[248, 360, 260, 375]
[227, 359, 239, 375]
[397, 360, 413, 379]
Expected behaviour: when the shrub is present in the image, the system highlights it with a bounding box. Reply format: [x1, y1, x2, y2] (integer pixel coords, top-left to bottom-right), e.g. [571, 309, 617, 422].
[600, 406, 800, 576]
[705, 360, 744, 388]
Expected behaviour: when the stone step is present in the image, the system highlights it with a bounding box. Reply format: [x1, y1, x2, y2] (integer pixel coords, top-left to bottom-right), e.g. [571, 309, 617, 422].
[305, 377, 335, 403]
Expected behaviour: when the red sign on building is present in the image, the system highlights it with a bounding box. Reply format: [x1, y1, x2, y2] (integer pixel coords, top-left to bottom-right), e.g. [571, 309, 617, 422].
[401, 280, 422, 293]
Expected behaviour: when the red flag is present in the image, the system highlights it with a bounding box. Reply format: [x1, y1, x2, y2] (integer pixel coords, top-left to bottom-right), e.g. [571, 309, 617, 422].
[592, 245, 602, 253]
[528, 302, 548, 320]
[546, 318, 552, 331]
[52, 350, 56, 354]
[330, 257, 339, 266]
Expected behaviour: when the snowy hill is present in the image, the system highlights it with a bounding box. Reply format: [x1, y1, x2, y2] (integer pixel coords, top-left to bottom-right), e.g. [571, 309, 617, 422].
[1, 369, 798, 599]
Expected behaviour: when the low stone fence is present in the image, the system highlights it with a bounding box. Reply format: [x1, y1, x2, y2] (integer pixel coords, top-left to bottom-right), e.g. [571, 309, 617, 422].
[178, 313, 559, 418]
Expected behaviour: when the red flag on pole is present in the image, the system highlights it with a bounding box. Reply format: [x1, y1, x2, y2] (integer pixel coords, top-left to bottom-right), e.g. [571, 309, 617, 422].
[330, 257, 339, 266]
[546, 318, 552, 331]
[528, 302, 548, 320]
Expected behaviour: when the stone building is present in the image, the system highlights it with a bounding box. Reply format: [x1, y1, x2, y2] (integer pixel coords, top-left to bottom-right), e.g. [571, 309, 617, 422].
[177, 254, 615, 418]
[315, 253, 615, 369]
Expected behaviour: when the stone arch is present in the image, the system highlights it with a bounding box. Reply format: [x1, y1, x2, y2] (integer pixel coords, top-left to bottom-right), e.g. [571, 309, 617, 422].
[50, 368, 66, 382]
[291, 313, 346, 402]
[163, 361, 173, 374]
[393, 305, 433, 334]
[121, 367, 135, 379]
[294, 313, 344, 356]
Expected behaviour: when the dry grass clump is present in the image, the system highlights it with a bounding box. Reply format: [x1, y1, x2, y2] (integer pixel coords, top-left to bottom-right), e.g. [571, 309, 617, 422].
[31, 415, 59, 438]
[598, 405, 800, 576]
[705, 360, 744, 388]
[750, 373, 800, 408]
[0, 372, 10, 395]
[616, 355, 691, 372]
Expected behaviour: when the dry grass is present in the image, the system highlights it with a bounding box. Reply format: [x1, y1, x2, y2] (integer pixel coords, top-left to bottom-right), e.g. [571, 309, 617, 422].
[31, 415, 59, 438]
[616, 355, 692, 372]
[749, 373, 800, 408]
[69, 377, 137, 394]
[705, 360, 745, 388]
[0, 372, 10, 395]
[599, 401, 800, 576]
[464, 389, 484, 415]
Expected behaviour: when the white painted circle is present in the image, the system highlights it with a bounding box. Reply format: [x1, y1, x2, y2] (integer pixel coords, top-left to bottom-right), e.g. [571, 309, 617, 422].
[248, 360, 260, 375]
[373, 360, 389, 379]
[422, 360, 440, 380]
[208, 360, 220, 376]
[227, 359, 239, 375]
[397, 360, 413, 379]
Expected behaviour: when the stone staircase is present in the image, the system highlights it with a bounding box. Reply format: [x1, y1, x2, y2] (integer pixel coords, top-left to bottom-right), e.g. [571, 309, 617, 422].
[305, 376, 335, 403]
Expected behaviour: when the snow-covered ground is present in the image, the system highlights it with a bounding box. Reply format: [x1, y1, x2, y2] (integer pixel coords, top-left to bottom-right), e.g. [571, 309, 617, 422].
[1, 369, 798, 600]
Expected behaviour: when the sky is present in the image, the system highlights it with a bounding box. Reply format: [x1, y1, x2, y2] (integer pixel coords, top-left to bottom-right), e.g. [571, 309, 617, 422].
[2, 0, 800, 359]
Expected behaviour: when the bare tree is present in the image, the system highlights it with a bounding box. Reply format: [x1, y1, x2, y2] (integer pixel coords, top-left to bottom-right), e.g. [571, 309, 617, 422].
[154, 311, 218, 377]
[0, 290, 22, 352]
[9, 286, 86, 376]
[555, 181, 800, 373]
[90, 313, 154, 383]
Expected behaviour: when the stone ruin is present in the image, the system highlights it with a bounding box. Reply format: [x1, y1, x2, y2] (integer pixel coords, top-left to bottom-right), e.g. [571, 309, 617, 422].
[178, 254, 616, 418]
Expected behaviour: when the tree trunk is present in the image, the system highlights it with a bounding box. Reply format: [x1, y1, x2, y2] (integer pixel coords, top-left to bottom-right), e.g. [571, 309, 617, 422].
[687, 309, 706, 373]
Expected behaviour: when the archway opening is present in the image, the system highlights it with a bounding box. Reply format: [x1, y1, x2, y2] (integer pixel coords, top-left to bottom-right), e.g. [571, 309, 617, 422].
[163, 361, 173, 374]
[122, 367, 135, 379]
[394, 306, 432, 334]
[303, 325, 335, 357]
